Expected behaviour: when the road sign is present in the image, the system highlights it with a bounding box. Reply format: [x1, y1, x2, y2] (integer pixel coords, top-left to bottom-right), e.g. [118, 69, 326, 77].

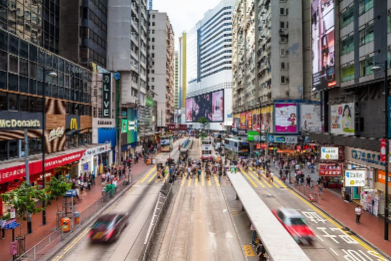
[230, 166, 237, 173]
[5, 221, 21, 230]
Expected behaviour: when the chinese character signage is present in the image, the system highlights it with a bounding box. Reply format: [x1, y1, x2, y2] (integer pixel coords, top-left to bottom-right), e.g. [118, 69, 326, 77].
[102, 73, 111, 118]
[320, 147, 339, 160]
[344, 170, 366, 187]
[318, 163, 343, 176]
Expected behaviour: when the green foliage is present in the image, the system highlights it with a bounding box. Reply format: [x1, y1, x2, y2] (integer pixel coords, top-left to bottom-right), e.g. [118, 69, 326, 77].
[0, 182, 50, 220]
[198, 117, 209, 126]
[46, 176, 72, 211]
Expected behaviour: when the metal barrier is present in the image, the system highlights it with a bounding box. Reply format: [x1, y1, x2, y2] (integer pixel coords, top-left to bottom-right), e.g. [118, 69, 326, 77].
[15, 181, 130, 261]
[139, 181, 173, 261]
[294, 184, 319, 203]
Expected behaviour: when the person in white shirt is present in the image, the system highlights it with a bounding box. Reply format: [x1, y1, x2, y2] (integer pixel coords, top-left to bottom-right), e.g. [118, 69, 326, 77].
[0, 218, 6, 239]
[355, 205, 362, 224]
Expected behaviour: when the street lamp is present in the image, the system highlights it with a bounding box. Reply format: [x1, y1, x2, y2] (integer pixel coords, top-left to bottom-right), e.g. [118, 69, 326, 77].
[42, 69, 57, 225]
[371, 61, 388, 240]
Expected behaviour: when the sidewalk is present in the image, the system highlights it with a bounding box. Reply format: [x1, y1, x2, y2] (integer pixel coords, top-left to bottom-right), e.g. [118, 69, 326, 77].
[0, 161, 153, 261]
[269, 164, 391, 258]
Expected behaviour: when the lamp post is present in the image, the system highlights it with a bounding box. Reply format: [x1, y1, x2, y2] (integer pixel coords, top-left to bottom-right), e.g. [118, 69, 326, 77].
[41, 69, 57, 225]
[371, 61, 389, 240]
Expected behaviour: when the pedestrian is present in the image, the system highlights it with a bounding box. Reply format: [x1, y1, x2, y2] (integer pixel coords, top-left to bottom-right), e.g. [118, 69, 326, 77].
[355, 205, 362, 224]
[101, 172, 106, 183]
[306, 175, 311, 187]
[218, 170, 222, 183]
[250, 223, 256, 247]
[256, 242, 265, 261]
[91, 171, 96, 185]
[198, 169, 201, 181]
[87, 176, 91, 191]
[318, 182, 323, 198]
[187, 166, 191, 179]
[270, 172, 274, 183]
[0, 217, 6, 239]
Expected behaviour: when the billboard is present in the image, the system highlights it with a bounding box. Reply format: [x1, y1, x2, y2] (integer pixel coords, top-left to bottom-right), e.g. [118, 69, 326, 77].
[233, 114, 240, 130]
[246, 111, 252, 129]
[320, 147, 339, 160]
[311, 0, 336, 91]
[252, 109, 261, 131]
[127, 108, 138, 144]
[274, 103, 297, 133]
[330, 103, 355, 135]
[344, 170, 366, 187]
[185, 90, 224, 122]
[261, 106, 273, 133]
[300, 104, 322, 132]
[240, 113, 246, 129]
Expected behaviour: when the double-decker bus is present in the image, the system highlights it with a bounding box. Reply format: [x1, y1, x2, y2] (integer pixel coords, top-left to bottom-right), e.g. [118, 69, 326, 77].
[201, 137, 214, 161]
[224, 138, 250, 160]
[160, 135, 173, 152]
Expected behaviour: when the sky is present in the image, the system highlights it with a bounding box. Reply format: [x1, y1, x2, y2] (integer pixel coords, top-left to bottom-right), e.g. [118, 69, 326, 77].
[152, 0, 222, 50]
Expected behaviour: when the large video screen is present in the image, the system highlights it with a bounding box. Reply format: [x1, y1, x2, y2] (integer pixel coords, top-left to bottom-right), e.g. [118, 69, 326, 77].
[312, 0, 336, 91]
[186, 90, 224, 122]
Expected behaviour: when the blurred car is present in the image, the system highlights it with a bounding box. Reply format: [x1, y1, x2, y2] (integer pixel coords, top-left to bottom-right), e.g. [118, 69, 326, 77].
[88, 213, 129, 243]
[272, 208, 315, 245]
[195, 134, 200, 138]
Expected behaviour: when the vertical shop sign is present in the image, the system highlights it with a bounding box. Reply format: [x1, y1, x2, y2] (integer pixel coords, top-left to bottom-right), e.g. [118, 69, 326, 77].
[102, 73, 111, 118]
[381, 139, 386, 162]
[388, 97, 391, 138]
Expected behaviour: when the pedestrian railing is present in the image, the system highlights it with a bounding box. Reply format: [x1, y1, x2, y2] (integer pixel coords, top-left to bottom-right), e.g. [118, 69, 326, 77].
[139, 181, 173, 261]
[294, 184, 319, 203]
[14, 181, 130, 261]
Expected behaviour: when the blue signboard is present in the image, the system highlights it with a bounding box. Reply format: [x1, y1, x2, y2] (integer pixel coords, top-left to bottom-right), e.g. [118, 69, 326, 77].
[5, 221, 21, 230]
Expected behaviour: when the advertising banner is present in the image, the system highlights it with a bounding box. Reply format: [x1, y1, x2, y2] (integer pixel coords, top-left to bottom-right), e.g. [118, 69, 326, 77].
[102, 73, 111, 118]
[274, 103, 297, 133]
[240, 113, 246, 129]
[311, 0, 336, 91]
[233, 114, 240, 130]
[318, 163, 343, 176]
[377, 170, 391, 185]
[127, 109, 138, 144]
[381, 139, 386, 162]
[261, 106, 273, 133]
[330, 103, 355, 135]
[320, 147, 339, 160]
[344, 170, 366, 187]
[246, 111, 252, 129]
[274, 136, 298, 144]
[252, 109, 261, 131]
[247, 131, 260, 142]
[121, 119, 127, 134]
[300, 104, 322, 132]
[146, 97, 154, 107]
[185, 90, 224, 122]
[388, 97, 391, 138]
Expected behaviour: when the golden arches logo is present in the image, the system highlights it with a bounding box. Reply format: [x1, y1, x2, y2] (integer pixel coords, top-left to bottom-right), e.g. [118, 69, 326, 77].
[70, 118, 78, 130]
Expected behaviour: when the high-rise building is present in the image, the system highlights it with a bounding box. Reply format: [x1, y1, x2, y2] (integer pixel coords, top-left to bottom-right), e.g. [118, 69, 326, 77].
[0, 0, 60, 53]
[179, 33, 187, 123]
[186, 0, 234, 131]
[174, 51, 179, 109]
[59, 0, 108, 69]
[147, 11, 175, 127]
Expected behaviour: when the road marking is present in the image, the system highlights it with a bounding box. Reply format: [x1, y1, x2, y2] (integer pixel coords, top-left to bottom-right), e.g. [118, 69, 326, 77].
[139, 166, 157, 183]
[249, 167, 273, 188]
[245, 169, 266, 188]
[214, 174, 220, 186]
[208, 176, 212, 186]
[240, 169, 258, 188]
[181, 177, 186, 186]
[316, 235, 324, 242]
[148, 171, 158, 183]
[195, 177, 198, 186]
[243, 245, 255, 257]
[202, 171, 205, 186]
[330, 247, 339, 256]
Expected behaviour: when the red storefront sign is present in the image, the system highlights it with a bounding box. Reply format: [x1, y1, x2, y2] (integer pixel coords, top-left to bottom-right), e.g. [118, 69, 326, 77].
[380, 139, 386, 162]
[0, 150, 86, 184]
[318, 163, 343, 176]
[167, 124, 188, 131]
[256, 143, 261, 149]
[296, 145, 301, 152]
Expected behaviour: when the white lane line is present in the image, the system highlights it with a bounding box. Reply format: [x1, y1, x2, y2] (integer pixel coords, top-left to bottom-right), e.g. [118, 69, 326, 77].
[316, 235, 324, 242]
[330, 247, 339, 256]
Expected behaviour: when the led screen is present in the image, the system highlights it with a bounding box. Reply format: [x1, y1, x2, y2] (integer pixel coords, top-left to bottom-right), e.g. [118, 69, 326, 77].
[186, 90, 224, 122]
[312, 0, 336, 91]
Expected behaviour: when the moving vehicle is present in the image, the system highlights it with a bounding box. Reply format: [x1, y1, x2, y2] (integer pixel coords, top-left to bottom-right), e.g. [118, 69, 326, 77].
[201, 137, 214, 161]
[223, 138, 250, 161]
[213, 133, 222, 145]
[88, 213, 129, 243]
[160, 135, 173, 152]
[272, 208, 315, 245]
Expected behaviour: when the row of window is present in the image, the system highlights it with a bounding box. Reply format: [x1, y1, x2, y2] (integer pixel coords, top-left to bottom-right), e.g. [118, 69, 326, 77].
[201, 49, 231, 64]
[340, 0, 373, 28]
[201, 37, 231, 54]
[201, 61, 231, 75]
[201, 55, 232, 71]
[201, 15, 231, 36]
[201, 21, 231, 40]
[200, 66, 231, 80]
[86, 27, 106, 50]
[200, 28, 231, 47]
[200, 7, 232, 31]
[91, 0, 107, 16]
[89, 10, 107, 34]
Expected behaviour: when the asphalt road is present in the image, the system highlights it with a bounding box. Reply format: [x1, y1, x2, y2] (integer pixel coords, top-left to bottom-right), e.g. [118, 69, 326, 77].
[222, 167, 388, 261]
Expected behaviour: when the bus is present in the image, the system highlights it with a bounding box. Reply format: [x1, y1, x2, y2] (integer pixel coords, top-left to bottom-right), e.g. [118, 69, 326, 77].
[201, 137, 214, 161]
[213, 133, 222, 145]
[160, 135, 173, 152]
[224, 138, 250, 160]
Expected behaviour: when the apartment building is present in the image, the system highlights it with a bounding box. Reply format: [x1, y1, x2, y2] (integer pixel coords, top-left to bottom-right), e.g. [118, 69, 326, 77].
[148, 11, 175, 127]
[186, 0, 235, 131]
[179, 33, 187, 123]
[174, 51, 179, 109]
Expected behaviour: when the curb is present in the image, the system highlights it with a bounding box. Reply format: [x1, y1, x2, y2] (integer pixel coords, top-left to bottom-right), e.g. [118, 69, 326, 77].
[283, 180, 391, 261]
[44, 182, 134, 261]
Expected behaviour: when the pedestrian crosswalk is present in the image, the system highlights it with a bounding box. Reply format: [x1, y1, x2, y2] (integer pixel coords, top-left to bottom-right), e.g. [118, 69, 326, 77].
[238, 167, 287, 189]
[136, 167, 222, 187]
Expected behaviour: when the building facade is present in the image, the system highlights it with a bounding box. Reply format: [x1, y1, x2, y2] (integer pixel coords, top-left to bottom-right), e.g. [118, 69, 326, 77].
[174, 51, 179, 109]
[186, 0, 235, 131]
[59, 0, 108, 69]
[147, 11, 175, 127]
[179, 33, 187, 124]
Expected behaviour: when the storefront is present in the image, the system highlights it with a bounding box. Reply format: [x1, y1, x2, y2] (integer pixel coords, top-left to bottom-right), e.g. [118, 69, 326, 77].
[79, 144, 111, 176]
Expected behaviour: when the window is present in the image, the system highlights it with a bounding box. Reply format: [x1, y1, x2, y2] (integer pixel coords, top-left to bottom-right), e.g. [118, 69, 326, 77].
[0, 30, 7, 51]
[280, 8, 285, 15]
[360, 56, 374, 77]
[388, 14, 391, 34]
[280, 22, 285, 28]
[8, 93, 18, 110]
[20, 40, 28, 59]
[341, 65, 354, 82]
[340, 6, 354, 28]
[341, 35, 354, 55]
[9, 35, 18, 55]
[9, 74, 18, 91]
[359, 0, 373, 16]
[359, 24, 374, 46]
[0, 71, 6, 89]
[9, 55, 18, 73]
[9, 140, 18, 158]
[0, 51, 6, 71]
[280, 49, 285, 56]
[19, 77, 28, 93]
[20, 95, 28, 111]
[20, 59, 28, 76]
[281, 62, 285, 69]
[0, 91, 6, 111]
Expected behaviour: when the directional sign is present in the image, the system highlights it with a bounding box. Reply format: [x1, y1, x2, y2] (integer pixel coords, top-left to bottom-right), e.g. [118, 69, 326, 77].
[5, 221, 21, 230]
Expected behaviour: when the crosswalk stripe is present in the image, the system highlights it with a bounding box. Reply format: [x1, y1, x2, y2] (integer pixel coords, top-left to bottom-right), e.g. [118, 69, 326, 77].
[208, 175, 212, 186]
[148, 171, 158, 183]
[251, 167, 280, 188]
[188, 177, 192, 186]
[248, 168, 270, 188]
[214, 174, 220, 187]
[195, 177, 198, 186]
[240, 169, 258, 188]
[181, 176, 186, 186]
[245, 169, 265, 187]
[249, 168, 272, 188]
[139, 166, 157, 183]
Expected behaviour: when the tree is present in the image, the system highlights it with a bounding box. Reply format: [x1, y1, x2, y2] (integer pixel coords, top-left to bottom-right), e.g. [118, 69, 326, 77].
[46, 176, 72, 212]
[198, 117, 209, 129]
[0, 182, 50, 234]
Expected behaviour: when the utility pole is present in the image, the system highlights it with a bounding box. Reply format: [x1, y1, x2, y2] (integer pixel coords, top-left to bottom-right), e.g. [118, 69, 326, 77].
[24, 129, 32, 234]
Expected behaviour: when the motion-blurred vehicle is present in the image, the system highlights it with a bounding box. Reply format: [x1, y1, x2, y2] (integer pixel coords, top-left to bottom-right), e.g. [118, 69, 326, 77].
[88, 213, 129, 243]
[195, 134, 200, 138]
[272, 208, 315, 245]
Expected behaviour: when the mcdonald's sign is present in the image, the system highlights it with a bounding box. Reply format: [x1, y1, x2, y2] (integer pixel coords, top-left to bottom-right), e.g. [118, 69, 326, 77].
[65, 115, 80, 132]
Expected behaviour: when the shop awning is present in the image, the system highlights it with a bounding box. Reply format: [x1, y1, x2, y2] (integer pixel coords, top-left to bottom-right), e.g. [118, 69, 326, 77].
[277, 149, 296, 153]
